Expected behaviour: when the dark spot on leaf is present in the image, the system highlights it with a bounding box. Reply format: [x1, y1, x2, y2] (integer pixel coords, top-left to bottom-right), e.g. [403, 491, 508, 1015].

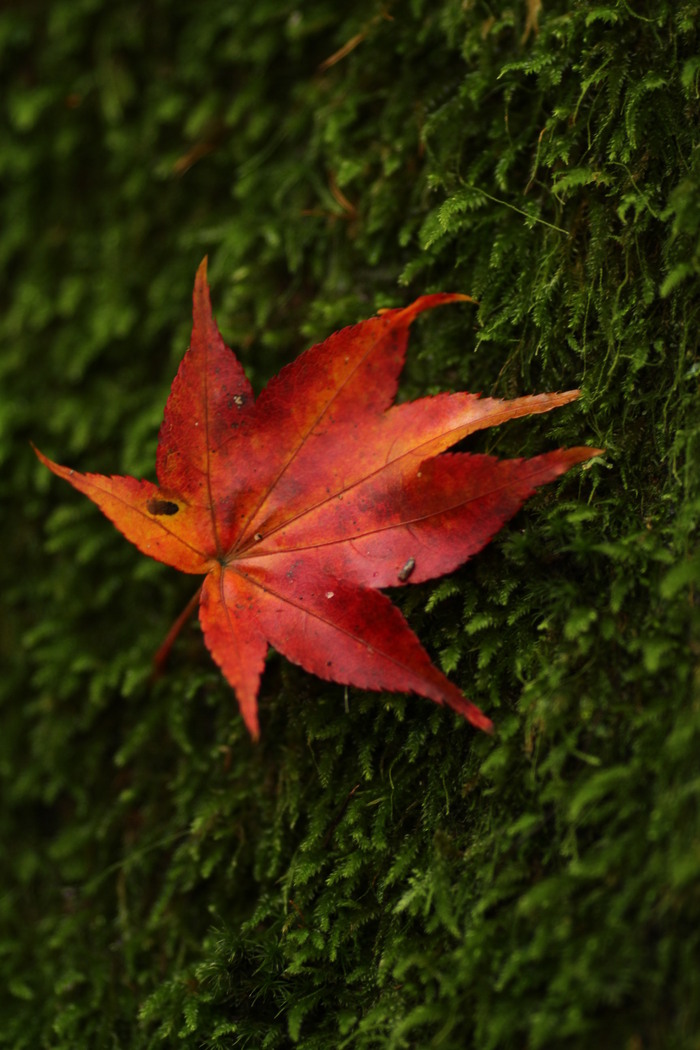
[147, 498, 180, 516]
[398, 557, 416, 581]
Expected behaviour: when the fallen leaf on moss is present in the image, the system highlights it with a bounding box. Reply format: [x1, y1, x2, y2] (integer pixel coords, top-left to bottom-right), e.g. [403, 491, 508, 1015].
[35, 261, 600, 737]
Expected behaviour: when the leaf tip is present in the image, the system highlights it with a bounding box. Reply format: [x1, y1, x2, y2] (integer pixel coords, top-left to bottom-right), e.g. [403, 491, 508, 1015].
[398, 292, 478, 324]
[196, 255, 209, 284]
[470, 708, 495, 734]
[31, 442, 64, 477]
[246, 720, 261, 743]
[571, 446, 606, 465]
[448, 688, 494, 734]
[192, 256, 214, 328]
[240, 705, 261, 742]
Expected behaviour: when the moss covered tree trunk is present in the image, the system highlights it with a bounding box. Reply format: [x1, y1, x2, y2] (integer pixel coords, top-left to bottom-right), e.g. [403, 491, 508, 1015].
[2, 1, 699, 1046]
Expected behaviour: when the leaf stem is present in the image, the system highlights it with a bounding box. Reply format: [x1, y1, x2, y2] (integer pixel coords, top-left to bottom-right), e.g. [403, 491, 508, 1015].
[152, 584, 203, 677]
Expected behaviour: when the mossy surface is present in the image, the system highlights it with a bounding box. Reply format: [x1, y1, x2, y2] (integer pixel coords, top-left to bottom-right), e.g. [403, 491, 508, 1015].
[2, 1, 699, 1046]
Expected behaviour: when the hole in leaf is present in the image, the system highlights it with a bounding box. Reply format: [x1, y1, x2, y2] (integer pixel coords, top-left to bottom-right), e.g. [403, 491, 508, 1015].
[147, 498, 180, 516]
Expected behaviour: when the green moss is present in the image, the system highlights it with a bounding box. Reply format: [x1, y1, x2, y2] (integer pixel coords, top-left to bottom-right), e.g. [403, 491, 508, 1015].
[2, 0, 699, 1046]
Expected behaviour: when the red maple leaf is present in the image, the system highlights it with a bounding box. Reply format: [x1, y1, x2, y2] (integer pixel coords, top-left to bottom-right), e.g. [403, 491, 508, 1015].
[35, 261, 600, 738]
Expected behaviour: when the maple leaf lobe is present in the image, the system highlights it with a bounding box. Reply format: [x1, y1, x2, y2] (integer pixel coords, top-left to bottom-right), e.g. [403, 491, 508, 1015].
[35, 262, 602, 740]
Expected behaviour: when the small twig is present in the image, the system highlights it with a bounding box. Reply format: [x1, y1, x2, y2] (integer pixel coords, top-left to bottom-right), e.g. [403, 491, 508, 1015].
[288, 898, 307, 927]
[318, 9, 393, 72]
[322, 784, 360, 848]
[318, 30, 369, 72]
[475, 185, 569, 235]
[328, 171, 358, 218]
[521, 0, 542, 44]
